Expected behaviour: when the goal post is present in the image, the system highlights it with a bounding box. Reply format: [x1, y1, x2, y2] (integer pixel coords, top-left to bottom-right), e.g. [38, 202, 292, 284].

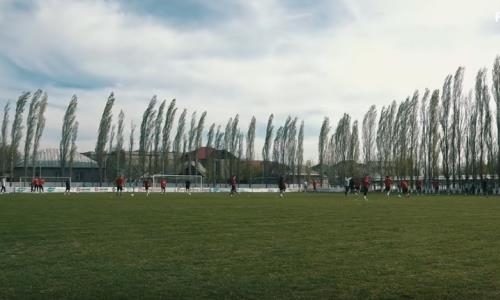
[19, 176, 71, 187]
[151, 174, 203, 192]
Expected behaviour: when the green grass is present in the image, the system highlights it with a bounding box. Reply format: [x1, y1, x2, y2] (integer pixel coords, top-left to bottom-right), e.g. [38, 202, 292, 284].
[1, 191, 500, 299]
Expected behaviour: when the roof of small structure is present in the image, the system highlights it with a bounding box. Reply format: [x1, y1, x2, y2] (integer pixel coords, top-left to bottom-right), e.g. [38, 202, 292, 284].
[17, 148, 98, 168]
[179, 161, 207, 176]
[184, 147, 237, 160]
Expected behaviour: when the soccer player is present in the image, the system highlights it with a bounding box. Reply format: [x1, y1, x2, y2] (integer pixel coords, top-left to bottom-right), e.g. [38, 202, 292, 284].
[432, 180, 439, 194]
[185, 180, 191, 195]
[116, 175, 124, 196]
[384, 176, 393, 197]
[32, 177, 39, 192]
[481, 179, 488, 197]
[65, 179, 71, 195]
[354, 179, 361, 195]
[278, 176, 286, 197]
[229, 175, 238, 196]
[312, 179, 317, 192]
[349, 177, 355, 194]
[1, 177, 6, 193]
[303, 181, 308, 192]
[400, 179, 410, 198]
[39, 178, 45, 192]
[362, 174, 371, 200]
[344, 177, 352, 196]
[416, 179, 423, 195]
[144, 179, 150, 196]
[160, 179, 167, 194]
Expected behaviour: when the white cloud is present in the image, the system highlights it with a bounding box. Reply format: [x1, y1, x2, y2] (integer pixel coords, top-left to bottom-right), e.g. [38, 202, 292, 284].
[0, 0, 499, 162]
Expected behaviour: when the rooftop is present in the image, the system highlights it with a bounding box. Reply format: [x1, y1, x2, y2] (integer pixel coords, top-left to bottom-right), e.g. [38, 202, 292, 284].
[17, 148, 98, 168]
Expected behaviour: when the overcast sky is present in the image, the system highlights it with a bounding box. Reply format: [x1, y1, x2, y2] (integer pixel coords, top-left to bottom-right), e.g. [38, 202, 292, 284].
[0, 0, 499, 162]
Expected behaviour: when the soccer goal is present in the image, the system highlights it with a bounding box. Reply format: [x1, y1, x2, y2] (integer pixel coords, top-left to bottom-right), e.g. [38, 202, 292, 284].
[19, 176, 71, 187]
[151, 174, 203, 192]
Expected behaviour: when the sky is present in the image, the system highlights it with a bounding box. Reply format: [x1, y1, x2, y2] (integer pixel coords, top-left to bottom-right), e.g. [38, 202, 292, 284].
[0, 0, 499, 162]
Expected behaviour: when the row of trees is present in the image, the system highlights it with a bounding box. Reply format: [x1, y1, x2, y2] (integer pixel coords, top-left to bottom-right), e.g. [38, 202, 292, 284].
[318, 56, 500, 190]
[1, 56, 499, 188]
[96, 97, 307, 185]
[0, 90, 48, 181]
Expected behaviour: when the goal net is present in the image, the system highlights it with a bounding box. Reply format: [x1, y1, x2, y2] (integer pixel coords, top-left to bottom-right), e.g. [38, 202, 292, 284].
[19, 176, 71, 187]
[151, 174, 203, 192]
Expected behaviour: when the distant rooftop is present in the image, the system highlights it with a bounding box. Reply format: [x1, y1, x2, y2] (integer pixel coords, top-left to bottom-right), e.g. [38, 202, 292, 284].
[17, 148, 98, 168]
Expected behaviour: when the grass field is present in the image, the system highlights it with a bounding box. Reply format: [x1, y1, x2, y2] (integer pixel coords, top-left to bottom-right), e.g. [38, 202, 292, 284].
[1, 191, 500, 299]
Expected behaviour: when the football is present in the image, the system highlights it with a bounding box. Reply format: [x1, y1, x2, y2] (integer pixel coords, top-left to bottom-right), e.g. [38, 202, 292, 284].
[131, 193, 134, 197]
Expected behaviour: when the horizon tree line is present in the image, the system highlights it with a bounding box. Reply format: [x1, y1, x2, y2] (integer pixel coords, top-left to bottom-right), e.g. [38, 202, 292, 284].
[0, 55, 499, 189]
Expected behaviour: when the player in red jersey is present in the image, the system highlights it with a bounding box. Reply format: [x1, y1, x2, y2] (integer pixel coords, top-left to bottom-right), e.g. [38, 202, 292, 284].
[160, 179, 167, 194]
[384, 176, 393, 197]
[116, 175, 125, 196]
[39, 178, 45, 192]
[362, 174, 371, 200]
[400, 180, 410, 197]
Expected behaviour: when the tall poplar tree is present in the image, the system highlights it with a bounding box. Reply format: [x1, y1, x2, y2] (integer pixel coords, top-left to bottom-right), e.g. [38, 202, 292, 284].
[128, 121, 136, 179]
[419, 90, 430, 187]
[10, 92, 30, 182]
[116, 110, 125, 176]
[153, 100, 166, 173]
[428, 90, 440, 181]
[348, 119, 360, 177]
[173, 109, 187, 173]
[1, 102, 10, 176]
[68, 121, 79, 179]
[32, 93, 48, 177]
[475, 68, 488, 180]
[206, 123, 215, 184]
[161, 99, 177, 173]
[318, 117, 330, 183]
[493, 56, 500, 186]
[60, 95, 78, 177]
[139, 96, 157, 175]
[245, 116, 256, 184]
[23, 89, 42, 177]
[440, 75, 453, 190]
[95, 92, 115, 185]
[450, 67, 465, 188]
[187, 111, 197, 175]
[296, 120, 304, 185]
[362, 105, 377, 166]
[262, 114, 274, 179]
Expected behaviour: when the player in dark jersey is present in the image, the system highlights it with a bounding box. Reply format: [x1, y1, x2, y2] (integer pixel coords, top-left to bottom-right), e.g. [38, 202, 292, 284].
[416, 179, 423, 195]
[65, 179, 71, 195]
[278, 176, 286, 197]
[344, 177, 351, 196]
[144, 179, 151, 196]
[185, 180, 191, 195]
[229, 175, 238, 196]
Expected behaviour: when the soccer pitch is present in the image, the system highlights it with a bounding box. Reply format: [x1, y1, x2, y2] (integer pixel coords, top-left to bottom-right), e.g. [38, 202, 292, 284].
[1, 192, 500, 299]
